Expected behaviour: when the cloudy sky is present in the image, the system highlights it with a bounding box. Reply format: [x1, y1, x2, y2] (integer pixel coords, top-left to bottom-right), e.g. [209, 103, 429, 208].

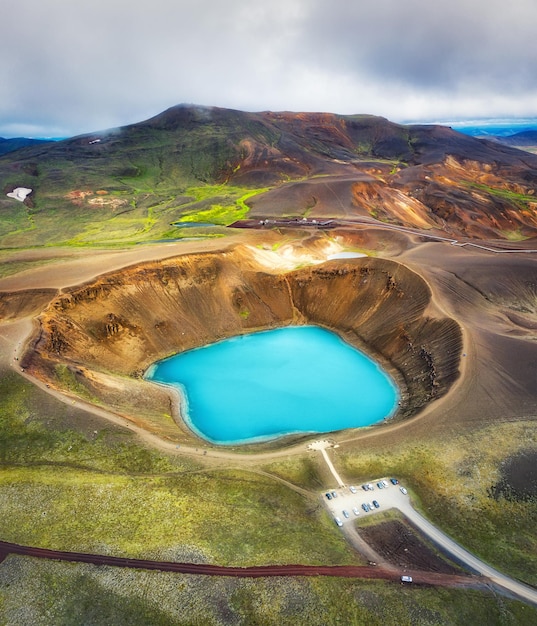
[2, 0, 537, 137]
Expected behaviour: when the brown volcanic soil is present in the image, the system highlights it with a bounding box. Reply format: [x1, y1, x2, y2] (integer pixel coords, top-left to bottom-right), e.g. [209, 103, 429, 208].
[357, 518, 463, 574]
[20, 245, 462, 437]
[393, 244, 537, 431]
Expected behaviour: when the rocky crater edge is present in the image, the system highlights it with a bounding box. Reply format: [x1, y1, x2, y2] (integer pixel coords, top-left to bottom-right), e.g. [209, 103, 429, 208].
[22, 247, 463, 438]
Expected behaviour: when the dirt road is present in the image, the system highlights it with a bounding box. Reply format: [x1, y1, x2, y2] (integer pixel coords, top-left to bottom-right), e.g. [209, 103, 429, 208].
[0, 540, 485, 591]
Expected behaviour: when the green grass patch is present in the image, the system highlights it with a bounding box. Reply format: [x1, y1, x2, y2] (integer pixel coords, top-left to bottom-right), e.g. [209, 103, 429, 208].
[262, 457, 325, 491]
[0, 371, 187, 474]
[53, 365, 98, 402]
[464, 181, 537, 207]
[499, 229, 528, 241]
[353, 508, 403, 529]
[0, 467, 356, 566]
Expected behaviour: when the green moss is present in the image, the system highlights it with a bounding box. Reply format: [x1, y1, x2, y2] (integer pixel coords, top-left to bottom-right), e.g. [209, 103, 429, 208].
[176, 185, 269, 225]
[464, 181, 536, 207]
[0, 372, 184, 474]
[262, 457, 324, 491]
[53, 365, 98, 402]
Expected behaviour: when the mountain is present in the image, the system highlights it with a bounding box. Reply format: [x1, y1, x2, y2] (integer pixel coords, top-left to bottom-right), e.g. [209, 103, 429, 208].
[491, 130, 537, 155]
[0, 137, 52, 156]
[492, 130, 537, 145]
[1, 104, 537, 246]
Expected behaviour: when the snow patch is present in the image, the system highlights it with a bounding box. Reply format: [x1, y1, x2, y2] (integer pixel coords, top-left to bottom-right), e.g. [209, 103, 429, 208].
[7, 187, 32, 202]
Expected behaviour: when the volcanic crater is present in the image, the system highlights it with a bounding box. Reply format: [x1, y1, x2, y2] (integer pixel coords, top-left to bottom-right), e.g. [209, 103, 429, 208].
[23, 245, 463, 442]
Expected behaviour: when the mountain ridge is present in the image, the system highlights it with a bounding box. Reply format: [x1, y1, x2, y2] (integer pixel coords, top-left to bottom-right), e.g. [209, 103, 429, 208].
[2, 104, 537, 245]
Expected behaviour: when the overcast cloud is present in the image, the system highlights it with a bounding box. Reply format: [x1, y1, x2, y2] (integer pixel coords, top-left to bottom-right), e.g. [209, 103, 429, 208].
[2, 0, 537, 137]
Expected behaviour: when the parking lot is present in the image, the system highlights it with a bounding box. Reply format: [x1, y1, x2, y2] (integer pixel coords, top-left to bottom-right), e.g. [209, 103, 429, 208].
[322, 478, 411, 527]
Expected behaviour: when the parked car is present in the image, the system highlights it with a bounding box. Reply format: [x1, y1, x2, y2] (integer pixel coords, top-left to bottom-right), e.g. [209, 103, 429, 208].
[400, 487, 408, 495]
[377, 482, 384, 489]
[349, 485, 357, 494]
[334, 517, 343, 527]
[390, 478, 399, 485]
[401, 575, 413, 583]
[331, 491, 337, 498]
[372, 500, 380, 508]
[325, 492, 332, 500]
[343, 510, 350, 518]
[352, 507, 360, 516]
[382, 480, 389, 488]
[362, 503, 370, 512]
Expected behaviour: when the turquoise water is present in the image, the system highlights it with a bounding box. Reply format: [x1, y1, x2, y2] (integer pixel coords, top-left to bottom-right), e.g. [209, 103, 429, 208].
[146, 326, 398, 445]
[172, 221, 217, 228]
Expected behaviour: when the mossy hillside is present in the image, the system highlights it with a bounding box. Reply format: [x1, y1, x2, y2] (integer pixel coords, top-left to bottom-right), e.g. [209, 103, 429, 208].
[0, 116, 273, 247]
[464, 181, 536, 208]
[262, 457, 328, 492]
[1, 556, 535, 626]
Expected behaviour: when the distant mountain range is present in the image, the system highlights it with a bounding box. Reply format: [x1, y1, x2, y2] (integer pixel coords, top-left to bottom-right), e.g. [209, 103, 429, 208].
[491, 130, 537, 148]
[0, 137, 52, 156]
[1, 105, 537, 246]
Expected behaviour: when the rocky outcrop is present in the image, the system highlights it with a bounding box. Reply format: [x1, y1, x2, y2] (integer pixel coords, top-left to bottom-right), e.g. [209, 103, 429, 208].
[24, 247, 462, 423]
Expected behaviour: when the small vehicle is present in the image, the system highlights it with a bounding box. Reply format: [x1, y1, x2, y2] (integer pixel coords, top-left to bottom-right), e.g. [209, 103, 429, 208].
[400, 487, 408, 495]
[325, 492, 332, 500]
[331, 490, 338, 498]
[334, 517, 343, 527]
[362, 503, 370, 512]
[372, 500, 380, 508]
[361, 484, 369, 491]
[377, 482, 384, 489]
[343, 510, 350, 518]
[352, 507, 360, 516]
[390, 478, 399, 485]
[382, 480, 389, 488]
[401, 575, 413, 583]
[349, 485, 357, 494]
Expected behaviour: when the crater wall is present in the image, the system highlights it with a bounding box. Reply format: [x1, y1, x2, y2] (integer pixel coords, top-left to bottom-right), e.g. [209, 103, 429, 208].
[24, 247, 462, 423]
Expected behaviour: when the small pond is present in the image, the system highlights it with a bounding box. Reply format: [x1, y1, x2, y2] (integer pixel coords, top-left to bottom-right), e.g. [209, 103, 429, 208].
[145, 326, 398, 445]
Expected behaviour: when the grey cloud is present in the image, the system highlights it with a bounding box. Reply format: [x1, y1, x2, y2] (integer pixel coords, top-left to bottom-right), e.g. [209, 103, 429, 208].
[296, 0, 537, 91]
[1, 0, 537, 137]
